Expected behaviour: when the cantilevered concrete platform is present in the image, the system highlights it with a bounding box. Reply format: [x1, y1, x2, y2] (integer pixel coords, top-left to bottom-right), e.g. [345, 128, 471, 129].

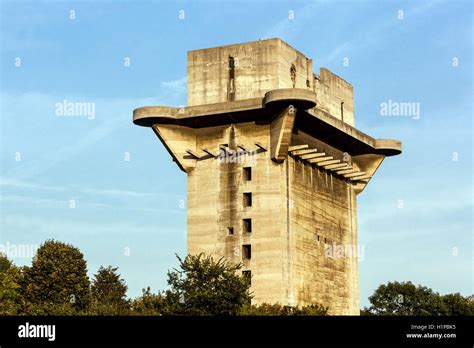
[134, 88, 401, 193]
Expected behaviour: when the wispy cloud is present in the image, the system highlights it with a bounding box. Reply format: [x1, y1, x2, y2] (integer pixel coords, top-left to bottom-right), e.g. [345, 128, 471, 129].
[0, 92, 157, 181]
[262, 2, 321, 40]
[260, 0, 448, 67]
[0, 177, 182, 200]
[81, 187, 157, 198]
[160, 77, 187, 103]
[319, 0, 449, 66]
[0, 177, 66, 191]
[3, 120, 118, 180]
[0, 194, 185, 215]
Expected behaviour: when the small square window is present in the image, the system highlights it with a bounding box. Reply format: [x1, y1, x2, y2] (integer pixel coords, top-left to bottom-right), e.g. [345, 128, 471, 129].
[243, 192, 252, 207]
[228, 227, 234, 235]
[242, 244, 251, 260]
[243, 167, 252, 181]
[243, 218, 252, 233]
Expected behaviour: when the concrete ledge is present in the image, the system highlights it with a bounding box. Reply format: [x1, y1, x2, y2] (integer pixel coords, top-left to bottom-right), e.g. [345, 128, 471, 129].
[306, 108, 402, 156]
[133, 89, 401, 157]
[264, 88, 317, 110]
[133, 98, 264, 127]
[133, 106, 178, 126]
[134, 89, 316, 127]
[374, 139, 402, 156]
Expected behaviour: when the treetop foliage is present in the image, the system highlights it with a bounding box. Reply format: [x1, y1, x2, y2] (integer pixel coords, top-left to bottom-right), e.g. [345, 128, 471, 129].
[1, 241, 471, 316]
[363, 281, 474, 316]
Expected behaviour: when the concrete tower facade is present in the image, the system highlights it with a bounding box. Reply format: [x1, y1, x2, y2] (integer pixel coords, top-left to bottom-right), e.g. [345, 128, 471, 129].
[133, 38, 401, 315]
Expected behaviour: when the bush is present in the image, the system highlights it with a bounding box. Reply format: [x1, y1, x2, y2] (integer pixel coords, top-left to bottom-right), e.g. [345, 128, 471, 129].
[163, 253, 252, 315]
[240, 303, 328, 316]
[130, 287, 167, 315]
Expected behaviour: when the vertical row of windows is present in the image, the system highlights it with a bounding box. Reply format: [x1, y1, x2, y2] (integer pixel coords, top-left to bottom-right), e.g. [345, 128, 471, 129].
[228, 167, 253, 235]
[242, 167, 252, 282]
[242, 166, 252, 283]
[229, 167, 253, 283]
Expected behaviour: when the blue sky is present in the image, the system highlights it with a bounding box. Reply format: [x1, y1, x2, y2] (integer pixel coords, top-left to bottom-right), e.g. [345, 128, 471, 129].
[0, 0, 472, 308]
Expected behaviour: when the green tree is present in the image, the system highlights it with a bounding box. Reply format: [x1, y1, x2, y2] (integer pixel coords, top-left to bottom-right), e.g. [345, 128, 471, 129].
[0, 253, 13, 273]
[298, 304, 329, 315]
[91, 266, 129, 315]
[240, 303, 328, 316]
[442, 293, 474, 315]
[130, 287, 167, 315]
[163, 253, 252, 315]
[0, 254, 24, 315]
[21, 240, 90, 314]
[366, 281, 447, 315]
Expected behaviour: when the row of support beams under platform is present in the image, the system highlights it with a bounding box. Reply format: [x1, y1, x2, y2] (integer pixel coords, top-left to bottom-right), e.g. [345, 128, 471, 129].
[183, 143, 371, 184]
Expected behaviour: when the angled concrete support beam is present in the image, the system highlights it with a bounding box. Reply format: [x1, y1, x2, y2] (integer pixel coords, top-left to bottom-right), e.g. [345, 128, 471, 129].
[350, 175, 372, 181]
[220, 146, 232, 153]
[288, 145, 308, 151]
[291, 148, 317, 156]
[309, 156, 333, 164]
[152, 124, 197, 173]
[301, 152, 326, 160]
[326, 163, 350, 170]
[336, 168, 359, 175]
[186, 149, 201, 159]
[344, 171, 366, 178]
[255, 142, 267, 151]
[270, 107, 296, 163]
[317, 159, 341, 167]
[351, 154, 386, 194]
[203, 148, 218, 157]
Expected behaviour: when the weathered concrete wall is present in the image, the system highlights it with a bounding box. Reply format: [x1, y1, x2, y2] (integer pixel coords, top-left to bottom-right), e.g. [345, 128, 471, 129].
[276, 40, 313, 90]
[188, 39, 280, 105]
[187, 122, 289, 305]
[287, 160, 359, 314]
[188, 39, 354, 127]
[314, 68, 355, 126]
[288, 131, 359, 314]
[187, 38, 314, 106]
[186, 123, 360, 314]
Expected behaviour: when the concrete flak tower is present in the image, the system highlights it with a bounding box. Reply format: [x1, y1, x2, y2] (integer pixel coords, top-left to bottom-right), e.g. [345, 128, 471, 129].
[133, 38, 401, 315]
